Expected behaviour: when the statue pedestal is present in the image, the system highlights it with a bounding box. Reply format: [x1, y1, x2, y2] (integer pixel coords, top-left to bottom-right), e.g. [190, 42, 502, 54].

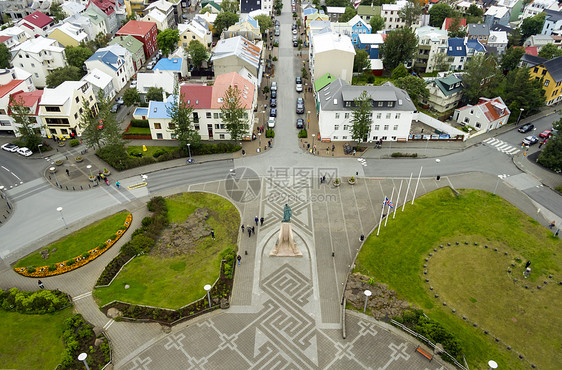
[270, 222, 302, 257]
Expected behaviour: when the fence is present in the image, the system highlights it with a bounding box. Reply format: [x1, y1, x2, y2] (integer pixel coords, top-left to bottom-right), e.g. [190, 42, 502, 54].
[415, 112, 466, 141]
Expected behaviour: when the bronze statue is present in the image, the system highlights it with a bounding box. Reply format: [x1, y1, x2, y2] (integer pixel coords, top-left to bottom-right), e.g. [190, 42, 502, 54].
[282, 203, 292, 223]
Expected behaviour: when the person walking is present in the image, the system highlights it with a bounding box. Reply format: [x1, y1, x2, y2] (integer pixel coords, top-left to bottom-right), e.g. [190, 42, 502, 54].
[38, 280, 44, 289]
[104, 178, 109, 186]
[115, 181, 120, 189]
[248, 227, 252, 238]
[211, 230, 215, 239]
[252, 226, 255, 235]
[65, 169, 70, 176]
[255, 216, 259, 226]
[241, 224, 245, 233]
[237, 255, 242, 265]
[260, 217, 264, 226]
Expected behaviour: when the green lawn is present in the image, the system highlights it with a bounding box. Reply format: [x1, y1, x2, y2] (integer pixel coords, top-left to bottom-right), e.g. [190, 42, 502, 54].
[354, 188, 561, 369]
[124, 126, 151, 135]
[126, 145, 177, 158]
[15, 211, 129, 268]
[0, 308, 74, 369]
[94, 193, 240, 309]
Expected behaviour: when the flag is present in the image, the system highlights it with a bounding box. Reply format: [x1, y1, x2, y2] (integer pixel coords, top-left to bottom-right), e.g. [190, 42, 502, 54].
[384, 197, 394, 209]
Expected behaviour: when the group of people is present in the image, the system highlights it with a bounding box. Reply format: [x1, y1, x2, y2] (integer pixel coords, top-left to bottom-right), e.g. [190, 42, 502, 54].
[95, 171, 120, 188]
[241, 216, 265, 238]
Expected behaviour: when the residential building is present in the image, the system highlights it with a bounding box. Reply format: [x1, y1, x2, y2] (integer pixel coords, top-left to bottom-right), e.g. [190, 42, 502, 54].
[524, 34, 555, 49]
[467, 23, 490, 44]
[117, 20, 158, 58]
[240, 0, 273, 15]
[442, 17, 467, 32]
[415, 26, 448, 73]
[521, 0, 558, 20]
[326, 6, 346, 22]
[211, 36, 263, 83]
[358, 33, 385, 59]
[0, 69, 35, 134]
[495, 0, 524, 22]
[542, 9, 562, 35]
[136, 70, 176, 102]
[484, 6, 511, 28]
[357, 4, 381, 23]
[12, 36, 67, 88]
[178, 19, 213, 49]
[82, 68, 116, 100]
[62, 2, 86, 17]
[88, 0, 125, 35]
[8, 89, 45, 136]
[447, 37, 486, 71]
[144, 0, 177, 29]
[453, 97, 511, 131]
[85, 46, 133, 92]
[316, 79, 415, 142]
[0, 0, 35, 20]
[0, 26, 30, 50]
[196, 12, 218, 29]
[82, 4, 110, 36]
[490, 23, 514, 34]
[382, 0, 423, 29]
[201, 1, 221, 13]
[66, 13, 98, 41]
[153, 56, 187, 78]
[223, 15, 261, 41]
[47, 23, 89, 47]
[110, 35, 146, 72]
[423, 74, 463, 113]
[331, 15, 371, 46]
[124, 0, 149, 18]
[519, 53, 546, 68]
[528, 55, 562, 105]
[142, 9, 169, 31]
[18, 11, 54, 38]
[487, 31, 508, 54]
[40, 80, 97, 138]
[310, 32, 355, 85]
[305, 12, 330, 29]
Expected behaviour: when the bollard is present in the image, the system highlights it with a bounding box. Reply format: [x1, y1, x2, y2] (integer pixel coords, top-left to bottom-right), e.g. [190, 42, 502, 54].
[65, 185, 68, 190]
[80, 186, 83, 190]
[73, 186, 75, 190]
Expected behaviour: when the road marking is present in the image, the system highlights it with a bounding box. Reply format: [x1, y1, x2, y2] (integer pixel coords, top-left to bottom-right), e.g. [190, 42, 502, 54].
[128, 182, 148, 190]
[72, 291, 92, 301]
[103, 319, 115, 331]
[483, 138, 520, 156]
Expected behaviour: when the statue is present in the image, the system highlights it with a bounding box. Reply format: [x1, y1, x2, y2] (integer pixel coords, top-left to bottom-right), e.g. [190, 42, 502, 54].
[282, 203, 292, 223]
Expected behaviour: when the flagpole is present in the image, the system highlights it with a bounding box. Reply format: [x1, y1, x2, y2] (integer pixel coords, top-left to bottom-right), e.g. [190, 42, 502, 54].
[412, 166, 423, 205]
[403, 172, 412, 212]
[384, 187, 394, 227]
[377, 199, 385, 236]
[393, 180, 402, 219]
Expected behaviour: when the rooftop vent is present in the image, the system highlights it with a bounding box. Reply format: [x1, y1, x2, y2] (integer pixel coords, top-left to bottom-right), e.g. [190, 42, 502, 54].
[398, 99, 403, 105]
[195, 99, 199, 104]
[153, 107, 157, 112]
[333, 98, 337, 105]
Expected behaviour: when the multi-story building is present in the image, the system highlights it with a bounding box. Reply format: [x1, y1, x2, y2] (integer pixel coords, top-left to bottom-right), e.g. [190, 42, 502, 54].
[521, 0, 557, 20]
[316, 79, 415, 142]
[179, 19, 213, 49]
[542, 9, 562, 36]
[66, 13, 98, 41]
[18, 11, 54, 38]
[240, 0, 274, 15]
[211, 36, 263, 83]
[484, 6, 511, 28]
[382, 0, 422, 29]
[47, 23, 89, 47]
[414, 26, 448, 73]
[85, 45, 134, 92]
[487, 31, 508, 54]
[8, 89, 46, 136]
[310, 32, 355, 85]
[453, 97, 511, 132]
[88, 0, 125, 35]
[0, 26, 30, 50]
[447, 37, 486, 71]
[223, 15, 261, 42]
[528, 55, 562, 105]
[331, 15, 371, 46]
[143, 0, 177, 30]
[39, 80, 97, 138]
[357, 33, 384, 59]
[61, 1, 86, 17]
[82, 68, 116, 100]
[11, 36, 67, 88]
[357, 4, 381, 23]
[82, 5, 110, 36]
[109, 35, 146, 72]
[116, 20, 158, 58]
[423, 74, 464, 113]
[0, 0, 35, 20]
[0, 68, 36, 134]
[467, 23, 490, 44]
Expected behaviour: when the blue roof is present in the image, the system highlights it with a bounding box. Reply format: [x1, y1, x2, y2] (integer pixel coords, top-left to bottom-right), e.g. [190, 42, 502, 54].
[87, 50, 120, 71]
[304, 8, 317, 16]
[134, 107, 148, 116]
[148, 100, 173, 119]
[153, 58, 183, 72]
[447, 38, 466, 57]
[466, 39, 486, 52]
[238, 15, 258, 29]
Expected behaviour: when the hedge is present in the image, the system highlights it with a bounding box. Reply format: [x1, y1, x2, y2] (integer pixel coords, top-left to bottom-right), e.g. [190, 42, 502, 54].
[130, 119, 149, 128]
[59, 314, 110, 369]
[0, 288, 70, 314]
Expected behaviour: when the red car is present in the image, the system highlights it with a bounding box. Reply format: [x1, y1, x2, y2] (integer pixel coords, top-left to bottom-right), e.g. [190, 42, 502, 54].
[539, 130, 552, 138]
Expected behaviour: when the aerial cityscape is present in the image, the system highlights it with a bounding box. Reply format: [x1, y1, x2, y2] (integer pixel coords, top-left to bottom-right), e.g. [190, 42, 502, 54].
[0, 0, 561, 368]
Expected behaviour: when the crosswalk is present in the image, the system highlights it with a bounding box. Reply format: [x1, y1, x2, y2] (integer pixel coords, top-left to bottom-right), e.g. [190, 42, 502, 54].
[357, 158, 367, 167]
[482, 138, 520, 155]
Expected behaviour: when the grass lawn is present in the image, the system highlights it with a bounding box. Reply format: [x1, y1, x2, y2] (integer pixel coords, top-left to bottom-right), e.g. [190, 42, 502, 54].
[354, 188, 561, 369]
[124, 126, 151, 135]
[126, 145, 178, 158]
[0, 308, 74, 369]
[94, 192, 240, 309]
[15, 211, 129, 268]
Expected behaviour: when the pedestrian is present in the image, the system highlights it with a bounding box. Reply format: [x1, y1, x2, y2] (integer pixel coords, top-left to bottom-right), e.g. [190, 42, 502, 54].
[65, 169, 70, 176]
[332, 144, 335, 152]
[115, 181, 120, 189]
[360, 234, 365, 242]
[549, 220, 555, 229]
[248, 228, 252, 238]
[260, 217, 264, 226]
[322, 175, 326, 183]
[326, 147, 329, 155]
[105, 178, 109, 186]
[241, 224, 245, 233]
[255, 216, 259, 226]
[97, 174, 101, 182]
[353, 149, 356, 156]
[237, 255, 242, 265]
[211, 230, 215, 239]
[242, 149, 246, 156]
[252, 226, 255, 235]
[38, 280, 44, 289]
[539, 141, 544, 148]
[268, 140, 272, 148]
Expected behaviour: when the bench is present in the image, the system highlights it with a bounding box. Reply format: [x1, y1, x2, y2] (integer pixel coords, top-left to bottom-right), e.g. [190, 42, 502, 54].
[416, 346, 433, 362]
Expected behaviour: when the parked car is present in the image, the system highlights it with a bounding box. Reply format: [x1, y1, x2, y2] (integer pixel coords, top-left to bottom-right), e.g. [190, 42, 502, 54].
[115, 96, 124, 105]
[292, 35, 297, 42]
[522, 135, 539, 146]
[271, 89, 277, 99]
[271, 81, 277, 91]
[296, 118, 304, 129]
[129, 80, 137, 89]
[296, 98, 304, 114]
[17, 147, 32, 157]
[293, 40, 298, 47]
[268, 116, 276, 128]
[270, 108, 277, 117]
[270, 98, 277, 107]
[296, 82, 303, 92]
[110, 103, 119, 113]
[518, 123, 534, 133]
[292, 28, 297, 35]
[274, 28, 280, 36]
[296, 77, 302, 84]
[539, 129, 552, 138]
[1, 143, 19, 152]
[147, 61, 155, 70]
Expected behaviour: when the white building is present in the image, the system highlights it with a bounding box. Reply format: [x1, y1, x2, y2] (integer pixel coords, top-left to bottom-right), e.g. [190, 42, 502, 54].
[85, 45, 135, 92]
[0, 69, 36, 134]
[310, 32, 355, 85]
[61, 1, 86, 17]
[11, 36, 67, 88]
[382, 0, 423, 30]
[521, 0, 558, 20]
[82, 68, 116, 101]
[136, 70, 176, 102]
[316, 79, 416, 142]
[453, 97, 511, 132]
[0, 26, 30, 50]
[415, 26, 448, 73]
[488, 31, 508, 54]
[144, 0, 176, 30]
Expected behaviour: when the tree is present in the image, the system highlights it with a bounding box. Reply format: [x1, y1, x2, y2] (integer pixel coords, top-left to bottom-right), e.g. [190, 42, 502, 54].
[428, 3, 452, 27]
[326, 0, 348, 6]
[146, 87, 164, 102]
[399, 0, 422, 27]
[467, 4, 483, 17]
[503, 67, 545, 116]
[538, 43, 562, 60]
[353, 49, 370, 73]
[9, 95, 42, 151]
[521, 13, 546, 41]
[391, 64, 408, 79]
[350, 91, 372, 146]
[448, 17, 467, 38]
[78, 93, 103, 149]
[431, 52, 450, 72]
[46, 66, 83, 88]
[167, 84, 199, 151]
[97, 90, 125, 148]
[370, 15, 385, 33]
[508, 28, 522, 47]
[65, 46, 93, 69]
[500, 46, 525, 71]
[394, 76, 429, 106]
[339, 6, 357, 23]
[301, 66, 308, 80]
[50, 3, 65, 22]
[157, 29, 179, 56]
[381, 27, 417, 71]
[537, 118, 562, 171]
[221, 0, 239, 13]
[0, 43, 11, 69]
[86, 32, 110, 52]
[213, 12, 239, 36]
[221, 85, 249, 142]
[462, 54, 503, 104]
[187, 40, 208, 69]
[254, 14, 273, 35]
[123, 88, 140, 106]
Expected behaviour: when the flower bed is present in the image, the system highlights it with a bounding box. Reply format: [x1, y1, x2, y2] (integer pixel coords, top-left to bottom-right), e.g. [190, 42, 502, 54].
[14, 214, 132, 278]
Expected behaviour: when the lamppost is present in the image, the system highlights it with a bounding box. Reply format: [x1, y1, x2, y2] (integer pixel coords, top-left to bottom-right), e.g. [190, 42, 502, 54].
[363, 290, 372, 312]
[78, 353, 90, 370]
[204, 284, 212, 309]
[493, 174, 503, 194]
[37, 144, 43, 155]
[258, 132, 261, 152]
[50, 166, 59, 187]
[435, 158, 441, 180]
[312, 133, 316, 154]
[57, 206, 67, 228]
[516, 108, 524, 125]
[307, 110, 311, 130]
[86, 164, 92, 177]
[488, 360, 498, 370]
[187, 143, 192, 163]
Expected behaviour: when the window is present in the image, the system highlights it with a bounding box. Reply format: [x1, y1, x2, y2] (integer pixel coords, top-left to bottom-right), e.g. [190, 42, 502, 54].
[244, 113, 248, 119]
[395, 113, 400, 119]
[342, 136, 347, 140]
[154, 123, 161, 129]
[213, 113, 219, 119]
[156, 133, 163, 139]
[75, 97, 79, 103]
[374, 125, 380, 130]
[393, 125, 398, 130]
[74, 113, 78, 119]
[168, 123, 176, 129]
[206, 112, 212, 118]
[386, 113, 391, 119]
[333, 136, 338, 139]
[545, 79, 550, 87]
[376, 113, 381, 119]
[194, 124, 200, 130]
[220, 124, 225, 129]
[219, 134, 225, 139]
[335, 113, 340, 119]
[79, 108, 83, 114]
[89, 96, 93, 101]
[343, 125, 348, 130]
[334, 125, 339, 130]
[378, 102, 383, 107]
[31, 63, 34, 67]
[384, 124, 389, 130]
[344, 113, 350, 119]
[45, 106, 60, 112]
[34, 73, 38, 77]
[470, 109, 474, 115]
[215, 124, 220, 129]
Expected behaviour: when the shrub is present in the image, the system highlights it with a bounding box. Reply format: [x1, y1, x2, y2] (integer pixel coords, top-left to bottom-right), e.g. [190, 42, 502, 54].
[48, 264, 57, 271]
[141, 216, 153, 227]
[266, 129, 275, 138]
[367, 75, 375, 84]
[298, 129, 307, 138]
[82, 252, 90, 258]
[391, 152, 418, 158]
[130, 119, 149, 128]
[66, 259, 75, 266]
[27, 267, 36, 273]
[0, 287, 70, 314]
[69, 139, 80, 147]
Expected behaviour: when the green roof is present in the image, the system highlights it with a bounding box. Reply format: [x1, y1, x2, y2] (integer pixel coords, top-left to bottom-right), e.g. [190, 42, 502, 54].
[314, 73, 335, 92]
[357, 5, 381, 17]
[201, 1, 221, 11]
[432, 75, 463, 97]
[110, 35, 143, 54]
[83, 6, 107, 25]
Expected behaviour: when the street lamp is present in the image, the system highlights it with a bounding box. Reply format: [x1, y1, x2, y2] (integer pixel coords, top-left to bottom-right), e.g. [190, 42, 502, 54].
[516, 108, 524, 125]
[312, 133, 316, 154]
[493, 174, 502, 194]
[37, 144, 43, 155]
[435, 158, 441, 180]
[187, 143, 192, 163]
[488, 360, 498, 370]
[86, 164, 92, 177]
[57, 206, 67, 228]
[258, 132, 261, 152]
[78, 353, 90, 370]
[204, 284, 212, 309]
[363, 290, 372, 313]
[50, 166, 59, 187]
[307, 110, 311, 130]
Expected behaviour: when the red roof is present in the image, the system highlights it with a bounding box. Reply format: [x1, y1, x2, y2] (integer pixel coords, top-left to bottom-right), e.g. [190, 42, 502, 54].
[9, 90, 43, 115]
[117, 20, 157, 37]
[477, 97, 509, 122]
[22, 11, 53, 28]
[0, 80, 25, 98]
[0, 35, 11, 44]
[525, 46, 538, 56]
[443, 18, 467, 31]
[88, 0, 116, 16]
[181, 84, 213, 109]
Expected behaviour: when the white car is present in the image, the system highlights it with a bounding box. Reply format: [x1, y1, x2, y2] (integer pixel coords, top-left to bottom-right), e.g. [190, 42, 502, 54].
[296, 83, 303, 92]
[292, 28, 297, 35]
[1, 143, 19, 152]
[17, 147, 32, 157]
[147, 61, 155, 70]
[268, 116, 276, 128]
[271, 81, 277, 91]
[129, 80, 137, 88]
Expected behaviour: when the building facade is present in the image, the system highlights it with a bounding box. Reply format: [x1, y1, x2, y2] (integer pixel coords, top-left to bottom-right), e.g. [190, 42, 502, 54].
[453, 97, 511, 132]
[528, 55, 562, 105]
[310, 32, 355, 85]
[116, 20, 158, 58]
